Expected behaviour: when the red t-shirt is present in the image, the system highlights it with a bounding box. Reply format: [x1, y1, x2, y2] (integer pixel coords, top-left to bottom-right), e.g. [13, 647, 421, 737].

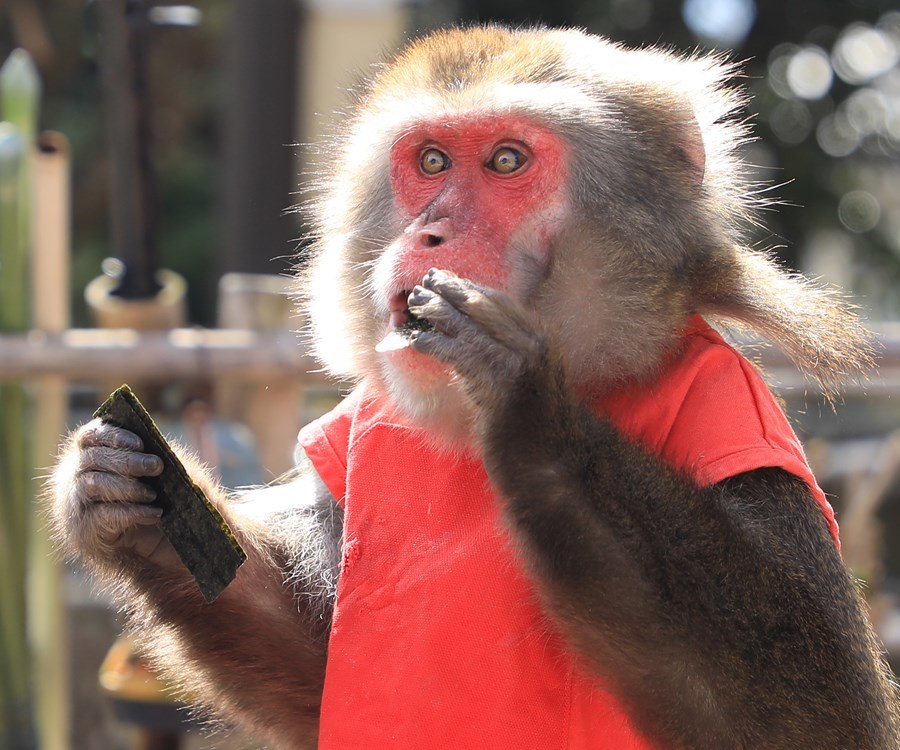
[298, 316, 835, 749]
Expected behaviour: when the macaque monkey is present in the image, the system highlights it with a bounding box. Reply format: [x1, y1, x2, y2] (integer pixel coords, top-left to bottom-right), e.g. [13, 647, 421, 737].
[49, 25, 899, 749]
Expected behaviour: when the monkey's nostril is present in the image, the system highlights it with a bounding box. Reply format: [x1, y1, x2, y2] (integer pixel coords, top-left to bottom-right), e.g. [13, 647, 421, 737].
[418, 218, 452, 247]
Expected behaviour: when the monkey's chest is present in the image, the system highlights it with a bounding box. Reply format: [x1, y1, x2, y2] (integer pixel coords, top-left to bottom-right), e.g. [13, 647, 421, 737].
[316, 420, 653, 750]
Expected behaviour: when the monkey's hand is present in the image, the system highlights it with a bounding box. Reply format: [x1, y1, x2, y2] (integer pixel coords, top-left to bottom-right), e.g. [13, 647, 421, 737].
[49, 418, 181, 569]
[408, 268, 562, 418]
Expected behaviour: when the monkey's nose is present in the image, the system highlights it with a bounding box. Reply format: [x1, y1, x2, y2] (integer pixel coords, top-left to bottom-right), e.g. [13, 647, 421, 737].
[418, 219, 452, 248]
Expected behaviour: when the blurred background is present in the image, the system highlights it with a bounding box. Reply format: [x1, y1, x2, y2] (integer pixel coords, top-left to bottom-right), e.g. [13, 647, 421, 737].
[1, 0, 899, 747]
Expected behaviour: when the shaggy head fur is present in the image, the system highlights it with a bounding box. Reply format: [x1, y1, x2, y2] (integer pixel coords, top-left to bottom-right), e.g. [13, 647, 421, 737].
[299, 25, 872, 413]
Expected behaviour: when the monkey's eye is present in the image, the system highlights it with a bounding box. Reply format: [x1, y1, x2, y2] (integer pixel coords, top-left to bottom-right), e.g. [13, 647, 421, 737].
[488, 147, 527, 174]
[420, 148, 451, 175]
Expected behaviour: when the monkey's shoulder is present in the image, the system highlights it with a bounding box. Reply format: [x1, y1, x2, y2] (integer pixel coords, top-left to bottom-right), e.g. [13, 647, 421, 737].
[594, 315, 835, 538]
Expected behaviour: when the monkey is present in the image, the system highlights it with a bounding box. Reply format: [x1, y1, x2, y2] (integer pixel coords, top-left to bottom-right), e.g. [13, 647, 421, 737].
[48, 25, 900, 749]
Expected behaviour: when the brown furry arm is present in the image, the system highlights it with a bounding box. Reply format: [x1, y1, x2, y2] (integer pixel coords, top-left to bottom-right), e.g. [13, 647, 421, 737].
[48, 421, 341, 748]
[128, 472, 341, 748]
[484, 372, 900, 750]
[409, 269, 899, 749]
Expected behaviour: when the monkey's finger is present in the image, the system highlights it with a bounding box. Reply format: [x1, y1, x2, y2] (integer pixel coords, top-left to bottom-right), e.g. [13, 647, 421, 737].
[77, 502, 165, 553]
[420, 269, 541, 353]
[410, 329, 474, 368]
[409, 287, 506, 351]
[78, 419, 145, 453]
[420, 268, 478, 309]
[75, 470, 158, 505]
[411, 284, 536, 363]
[421, 268, 525, 325]
[408, 287, 467, 338]
[411, 327, 521, 383]
[117, 522, 178, 565]
[78, 446, 164, 478]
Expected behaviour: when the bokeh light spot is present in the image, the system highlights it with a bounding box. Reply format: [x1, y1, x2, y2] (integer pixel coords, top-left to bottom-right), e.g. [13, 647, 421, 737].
[786, 46, 833, 100]
[833, 24, 898, 85]
[769, 100, 813, 144]
[845, 88, 889, 136]
[682, 0, 756, 47]
[816, 112, 861, 157]
[838, 190, 881, 233]
[767, 44, 799, 99]
[101, 257, 126, 279]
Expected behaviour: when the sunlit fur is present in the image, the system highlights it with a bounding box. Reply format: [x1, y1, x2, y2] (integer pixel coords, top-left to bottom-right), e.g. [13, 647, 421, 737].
[47, 438, 337, 747]
[299, 25, 871, 434]
[47, 26, 893, 749]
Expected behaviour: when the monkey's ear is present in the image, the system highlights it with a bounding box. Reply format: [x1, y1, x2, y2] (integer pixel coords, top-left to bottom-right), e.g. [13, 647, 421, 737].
[677, 112, 706, 187]
[663, 96, 706, 188]
[632, 86, 707, 189]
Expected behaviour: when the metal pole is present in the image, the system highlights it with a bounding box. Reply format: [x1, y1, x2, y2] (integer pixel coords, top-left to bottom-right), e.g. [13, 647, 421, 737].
[97, 0, 161, 298]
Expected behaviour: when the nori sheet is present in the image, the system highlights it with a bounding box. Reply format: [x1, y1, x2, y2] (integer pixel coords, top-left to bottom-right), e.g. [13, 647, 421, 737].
[94, 385, 246, 603]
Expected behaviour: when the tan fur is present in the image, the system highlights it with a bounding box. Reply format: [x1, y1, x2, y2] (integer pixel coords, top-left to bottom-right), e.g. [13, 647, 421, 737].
[48, 25, 888, 749]
[47, 429, 334, 748]
[300, 25, 870, 431]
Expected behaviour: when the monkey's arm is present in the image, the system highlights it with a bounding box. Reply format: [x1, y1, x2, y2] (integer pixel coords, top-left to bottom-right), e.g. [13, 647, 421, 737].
[48, 419, 341, 748]
[409, 269, 900, 749]
[492, 434, 897, 749]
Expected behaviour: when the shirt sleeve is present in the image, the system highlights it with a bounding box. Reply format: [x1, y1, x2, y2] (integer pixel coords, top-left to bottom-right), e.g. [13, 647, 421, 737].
[662, 339, 840, 545]
[600, 321, 839, 546]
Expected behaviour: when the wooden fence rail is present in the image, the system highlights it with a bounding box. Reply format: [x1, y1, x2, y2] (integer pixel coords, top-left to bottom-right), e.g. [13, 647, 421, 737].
[2, 325, 900, 394]
[0, 328, 324, 382]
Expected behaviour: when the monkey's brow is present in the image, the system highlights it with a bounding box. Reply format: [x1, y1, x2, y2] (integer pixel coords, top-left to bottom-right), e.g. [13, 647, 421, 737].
[390, 128, 419, 149]
[387, 119, 468, 150]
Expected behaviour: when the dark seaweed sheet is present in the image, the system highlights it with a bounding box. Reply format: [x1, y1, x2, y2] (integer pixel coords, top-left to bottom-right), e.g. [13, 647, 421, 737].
[401, 314, 434, 334]
[94, 385, 246, 603]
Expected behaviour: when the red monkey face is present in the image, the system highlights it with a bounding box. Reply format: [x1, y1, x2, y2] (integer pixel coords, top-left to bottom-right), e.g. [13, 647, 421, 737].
[371, 115, 569, 396]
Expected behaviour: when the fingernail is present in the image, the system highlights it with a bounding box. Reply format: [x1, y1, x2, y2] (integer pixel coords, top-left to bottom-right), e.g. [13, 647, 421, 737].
[143, 455, 162, 474]
[116, 432, 141, 451]
[408, 288, 429, 305]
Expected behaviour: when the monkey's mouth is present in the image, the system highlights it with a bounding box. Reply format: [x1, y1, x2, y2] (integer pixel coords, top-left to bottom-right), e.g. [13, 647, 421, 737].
[376, 291, 434, 353]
